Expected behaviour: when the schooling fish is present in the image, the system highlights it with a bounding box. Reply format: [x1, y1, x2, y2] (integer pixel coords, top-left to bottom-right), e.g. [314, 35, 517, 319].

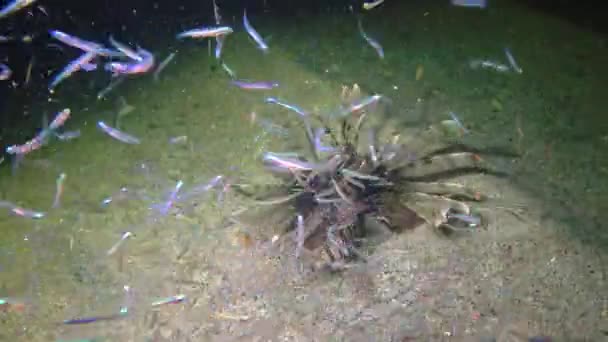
[363, 0, 384, 10]
[151, 294, 186, 307]
[5, 108, 71, 154]
[63, 311, 126, 325]
[52, 172, 66, 208]
[97, 121, 141, 144]
[357, 18, 384, 59]
[105, 47, 154, 75]
[0, 0, 36, 20]
[504, 47, 523, 74]
[0, 63, 11, 80]
[451, 0, 487, 8]
[262, 152, 315, 171]
[448, 111, 470, 135]
[0, 201, 45, 219]
[243, 9, 269, 52]
[469, 59, 510, 73]
[154, 52, 177, 81]
[108, 36, 141, 61]
[231, 80, 278, 90]
[221, 62, 236, 79]
[55, 130, 81, 141]
[49, 51, 98, 91]
[49, 30, 102, 53]
[176, 26, 233, 39]
[50, 30, 122, 58]
[265, 97, 308, 117]
[48, 108, 71, 131]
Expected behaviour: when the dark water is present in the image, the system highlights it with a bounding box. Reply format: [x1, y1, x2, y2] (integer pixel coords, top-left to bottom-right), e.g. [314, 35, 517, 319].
[0, 0, 606, 341]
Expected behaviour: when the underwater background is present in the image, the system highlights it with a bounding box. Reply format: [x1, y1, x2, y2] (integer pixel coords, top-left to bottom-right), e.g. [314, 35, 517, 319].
[0, 0, 606, 340]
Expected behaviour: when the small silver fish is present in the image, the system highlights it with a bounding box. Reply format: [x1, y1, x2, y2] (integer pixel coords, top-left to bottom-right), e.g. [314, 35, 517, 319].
[154, 52, 177, 81]
[447, 212, 481, 227]
[231, 80, 278, 90]
[0, 63, 11, 80]
[358, 19, 384, 59]
[363, 0, 384, 10]
[451, 0, 487, 8]
[504, 47, 523, 74]
[448, 111, 470, 135]
[243, 9, 268, 52]
[0, 0, 37, 20]
[469, 59, 510, 72]
[176, 26, 233, 39]
[221, 62, 236, 79]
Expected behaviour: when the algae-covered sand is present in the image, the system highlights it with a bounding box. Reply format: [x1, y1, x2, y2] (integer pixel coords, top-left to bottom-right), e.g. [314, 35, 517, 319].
[0, 1, 606, 341]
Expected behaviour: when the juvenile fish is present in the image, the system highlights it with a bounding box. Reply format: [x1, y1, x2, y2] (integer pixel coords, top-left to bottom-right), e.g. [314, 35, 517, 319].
[0, 200, 45, 219]
[63, 311, 127, 325]
[257, 118, 288, 137]
[97, 75, 126, 100]
[447, 212, 481, 227]
[50, 30, 99, 51]
[212, 0, 225, 59]
[295, 214, 304, 258]
[363, 0, 384, 10]
[0, 297, 28, 312]
[55, 130, 81, 141]
[448, 111, 469, 135]
[5, 108, 71, 154]
[0, 0, 36, 20]
[262, 152, 315, 171]
[469, 59, 509, 72]
[49, 51, 98, 90]
[0, 63, 12, 80]
[151, 294, 185, 307]
[154, 51, 177, 81]
[214, 36, 225, 59]
[221, 62, 236, 79]
[504, 47, 523, 74]
[5, 135, 44, 155]
[159, 180, 183, 215]
[107, 231, 133, 256]
[108, 36, 141, 61]
[336, 94, 383, 117]
[265, 97, 308, 117]
[169, 135, 188, 144]
[49, 30, 120, 57]
[52, 172, 66, 208]
[105, 47, 154, 75]
[451, 0, 487, 8]
[97, 121, 141, 144]
[213, 0, 222, 24]
[232, 80, 278, 90]
[48, 108, 71, 131]
[176, 26, 233, 39]
[314, 128, 337, 153]
[243, 9, 268, 52]
[358, 19, 384, 59]
[265, 97, 315, 148]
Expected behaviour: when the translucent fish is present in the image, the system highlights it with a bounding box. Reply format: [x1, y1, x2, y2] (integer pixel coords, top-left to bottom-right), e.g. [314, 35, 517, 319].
[451, 0, 487, 8]
[231, 80, 278, 90]
[243, 9, 269, 52]
[97, 121, 141, 144]
[176, 26, 233, 39]
[151, 294, 185, 307]
[363, 0, 384, 10]
[504, 47, 523, 74]
[154, 52, 177, 81]
[358, 19, 384, 59]
[257, 118, 288, 137]
[0, 63, 11, 80]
